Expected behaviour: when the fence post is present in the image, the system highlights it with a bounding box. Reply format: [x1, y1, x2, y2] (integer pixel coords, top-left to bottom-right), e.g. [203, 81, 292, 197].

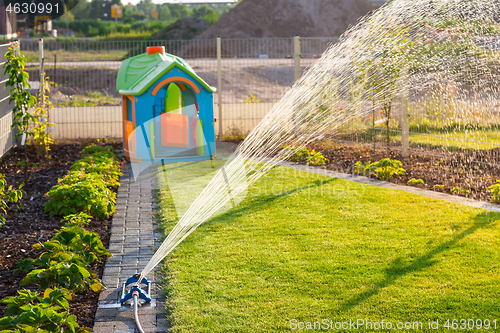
[400, 68, 409, 158]
[217, 36, 222, 142]
[294, 35, 300, 81]
[39, 38, 44, 93]
[293, 35, 301, 136]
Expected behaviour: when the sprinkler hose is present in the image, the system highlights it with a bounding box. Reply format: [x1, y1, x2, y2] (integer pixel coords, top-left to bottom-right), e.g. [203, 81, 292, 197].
[133, 291, 145, 333]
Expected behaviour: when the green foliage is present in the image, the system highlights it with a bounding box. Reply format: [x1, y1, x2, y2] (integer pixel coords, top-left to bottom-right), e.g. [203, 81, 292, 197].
[433, 184, 445, 189]
[3, 42, 37, 140]
[244, 94, 261, 103]
[81, 144, 116, 158]
[283, 146, 328, 166]
[0, 288, 90, 333]
[33, 77, 55, 159]
[70, 155, 122, 187]
[61, 213, 92, 227]
[0, 173, 23, 226]
[357, 24, 416, 148]
[20, 261, 104, 293]
[489, 181, 500, 203]
[407, 178, 424, 185]
[44, 171, 116, 218]
[3, 42, 38, 185]
[355, 158, 406, 180]
[452, 187, 470, 194]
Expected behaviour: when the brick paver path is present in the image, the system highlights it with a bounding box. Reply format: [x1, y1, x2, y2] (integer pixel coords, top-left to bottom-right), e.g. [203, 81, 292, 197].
[93, 165, 167, 333]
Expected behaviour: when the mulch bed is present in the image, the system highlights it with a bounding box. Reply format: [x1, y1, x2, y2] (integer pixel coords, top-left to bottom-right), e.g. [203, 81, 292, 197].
[0, 141, 123, 328]
[306, 140, 500, 203]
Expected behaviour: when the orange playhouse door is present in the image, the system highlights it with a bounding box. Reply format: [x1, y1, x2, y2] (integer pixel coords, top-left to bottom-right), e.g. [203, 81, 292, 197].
[160, 113, 189, 148]
[124, 120, 135, 158]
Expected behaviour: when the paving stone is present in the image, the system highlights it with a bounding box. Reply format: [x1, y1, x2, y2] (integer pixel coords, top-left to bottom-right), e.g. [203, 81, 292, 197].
[96, 168, 163, 332]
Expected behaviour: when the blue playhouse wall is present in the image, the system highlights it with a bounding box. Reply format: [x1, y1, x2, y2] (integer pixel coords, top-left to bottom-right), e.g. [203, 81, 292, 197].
[131, 66, 216, 163]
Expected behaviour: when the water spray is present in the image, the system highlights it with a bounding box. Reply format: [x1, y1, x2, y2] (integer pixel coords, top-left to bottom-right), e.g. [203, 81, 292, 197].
[117, 0, 500, 329]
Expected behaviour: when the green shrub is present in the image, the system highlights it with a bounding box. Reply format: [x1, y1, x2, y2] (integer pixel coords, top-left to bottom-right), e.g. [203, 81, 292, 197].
[283, 146, 329, 166]
[355, 158, 406, 180]
[61, 213, 92, 227]
[20, 261, 105, 293]
[433, 184, 445, 189]
[489, 180, 500, 203]
[0, 173, 23, 225]
[81, 144, 115, 158]
[70, 155, 122, 187]
[452, 187, 470, 194]
[44, 171, 116, 218]
[0, 288, 90, 332]
[408, 178, 424, 185]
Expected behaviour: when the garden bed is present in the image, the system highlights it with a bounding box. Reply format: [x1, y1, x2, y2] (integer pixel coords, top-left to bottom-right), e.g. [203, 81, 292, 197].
[304, 140, 500, 203]
[0, 141, 122, 328]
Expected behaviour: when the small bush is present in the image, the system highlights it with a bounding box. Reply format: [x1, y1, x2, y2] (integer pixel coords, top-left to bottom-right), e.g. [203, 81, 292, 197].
[452, 187, 470, 194]
[488, 181, 500, 203]
[0, 288, 91, 332]
[283, 146, 329, 166]
[82, 144, 115, 158]
[355, 158, 406, 180]
[61, 212, 93, 227]
[70, 155, 122, 187]
[433, 184, 445, 189]
[408, 178, 424, 185]
[0, 173, 23, 225]
[44, 171, 116, 218]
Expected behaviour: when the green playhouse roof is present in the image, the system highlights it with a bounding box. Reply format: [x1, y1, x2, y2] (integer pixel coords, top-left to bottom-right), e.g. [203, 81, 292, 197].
[116, 51, 215, 96]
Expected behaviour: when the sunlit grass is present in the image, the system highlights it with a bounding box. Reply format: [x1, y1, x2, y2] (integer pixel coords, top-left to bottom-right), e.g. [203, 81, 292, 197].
[157, 166, 500, 332]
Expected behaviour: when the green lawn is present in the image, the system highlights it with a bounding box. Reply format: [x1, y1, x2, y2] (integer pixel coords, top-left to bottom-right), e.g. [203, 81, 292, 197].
[156, 165, 500, 332]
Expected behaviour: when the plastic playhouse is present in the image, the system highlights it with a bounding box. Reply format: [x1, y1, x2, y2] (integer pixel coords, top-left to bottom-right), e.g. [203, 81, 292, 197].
[117, 46, 216, 163]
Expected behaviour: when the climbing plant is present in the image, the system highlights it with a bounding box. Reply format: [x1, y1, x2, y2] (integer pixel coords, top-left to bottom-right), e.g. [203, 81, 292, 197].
[33, 76, 54, 159]
[3, 41, 37, 185]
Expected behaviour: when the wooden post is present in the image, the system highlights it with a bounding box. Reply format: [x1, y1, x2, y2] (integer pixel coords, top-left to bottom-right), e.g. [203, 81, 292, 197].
[217, 36, 222, 142]
[294, 35, 301, 82]
[400, 68, 410, 158]
[293, 35, 301, 136]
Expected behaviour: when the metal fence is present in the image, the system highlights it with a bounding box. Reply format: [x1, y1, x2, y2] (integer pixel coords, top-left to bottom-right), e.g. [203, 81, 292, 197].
[0, 43, 14, 158]
[0, 36, 495, 166]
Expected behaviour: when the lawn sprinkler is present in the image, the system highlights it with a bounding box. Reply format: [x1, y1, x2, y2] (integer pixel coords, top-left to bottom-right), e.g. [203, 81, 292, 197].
[120, 274, 152, 305]
[120, 274, 152, 333]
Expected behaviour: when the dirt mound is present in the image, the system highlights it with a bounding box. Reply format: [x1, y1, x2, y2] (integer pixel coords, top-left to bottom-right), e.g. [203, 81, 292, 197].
[196, 0, 377, 39]
[152, 17, 212, 40]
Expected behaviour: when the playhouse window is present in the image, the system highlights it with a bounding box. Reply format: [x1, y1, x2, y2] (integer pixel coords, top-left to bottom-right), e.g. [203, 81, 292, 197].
[126, 98, 133, 121]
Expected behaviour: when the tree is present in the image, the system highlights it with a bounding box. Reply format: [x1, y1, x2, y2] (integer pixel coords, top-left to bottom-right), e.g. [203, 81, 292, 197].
[357, 24, 415, 150]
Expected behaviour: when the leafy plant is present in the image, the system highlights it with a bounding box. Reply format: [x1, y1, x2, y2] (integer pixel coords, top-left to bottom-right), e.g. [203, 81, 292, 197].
[81, 144, 115, 158]
[44, 171, 116, 218]
[17, 226, 110, 274]
[3, 41, 37, 185]
[488, 181, 500, 203]
[33, 76, 55, 159]
[357, 24, 416, 149]
[433, 184, 445, 189]
[70, 155, 122, 187]
[0, 173, 23, 226]
[244, 94, 261, 103]
[61, 213, 92, 227]
[452, 187, 470, 194]
[407, 178, 424, 185]
[354, 158, 406, 180]
[283, 146, 329, 166]
[20, 261, 105, 293]
[0, 288, 91, 332]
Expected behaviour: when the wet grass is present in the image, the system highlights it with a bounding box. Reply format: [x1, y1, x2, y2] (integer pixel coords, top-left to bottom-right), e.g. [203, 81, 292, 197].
[156, 165, 500, 332]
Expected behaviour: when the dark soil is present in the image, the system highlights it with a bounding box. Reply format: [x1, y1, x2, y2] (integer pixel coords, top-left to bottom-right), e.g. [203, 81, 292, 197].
[306, 140, 500, 203]
[0, 141, 123, 329]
